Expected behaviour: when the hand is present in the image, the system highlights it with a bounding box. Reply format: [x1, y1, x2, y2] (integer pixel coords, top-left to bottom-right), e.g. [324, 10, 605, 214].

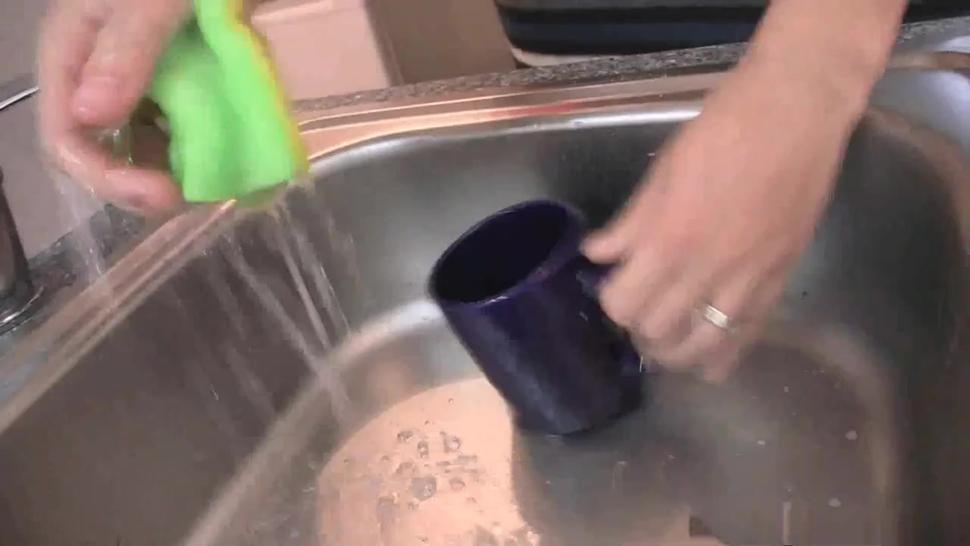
[38, 0, 189, 215]
[583, 62, 862, 382]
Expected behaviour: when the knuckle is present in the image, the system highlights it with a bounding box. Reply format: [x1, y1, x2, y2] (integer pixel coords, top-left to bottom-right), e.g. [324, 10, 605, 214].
[638, 316, 669, 345]
[644, 312, 682, 342]
[80, 0, 110, 25]
[599, 284, 637, 327]
[637, 320, 659, 344]
[671, 331, 723, 364]
[639, 296, 693, 342]
[654, 227, 693, 258]
[601, 296, 634, 328]
[694, 334, 728, 362]
[698, 341, 726, 364]
[656, 350, 694, 369]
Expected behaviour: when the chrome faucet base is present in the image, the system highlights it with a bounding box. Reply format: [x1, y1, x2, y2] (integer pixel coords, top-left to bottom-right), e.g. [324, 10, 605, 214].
[0, 76, 40, 334]
[0, 283, 42, 334]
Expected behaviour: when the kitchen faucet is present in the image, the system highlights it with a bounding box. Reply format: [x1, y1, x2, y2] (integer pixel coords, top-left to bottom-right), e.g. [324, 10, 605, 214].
[0, 75, 43, 333]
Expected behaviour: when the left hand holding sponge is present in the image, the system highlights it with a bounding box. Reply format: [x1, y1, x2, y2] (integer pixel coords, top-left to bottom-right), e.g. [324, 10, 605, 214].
[38, 0, 307, 214]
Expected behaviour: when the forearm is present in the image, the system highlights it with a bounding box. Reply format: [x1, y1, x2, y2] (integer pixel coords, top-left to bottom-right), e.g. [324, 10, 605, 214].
[736, 0, 907, 120]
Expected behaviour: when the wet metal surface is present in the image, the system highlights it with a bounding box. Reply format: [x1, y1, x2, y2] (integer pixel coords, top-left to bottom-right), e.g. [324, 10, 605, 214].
[0, 50, 967, 545]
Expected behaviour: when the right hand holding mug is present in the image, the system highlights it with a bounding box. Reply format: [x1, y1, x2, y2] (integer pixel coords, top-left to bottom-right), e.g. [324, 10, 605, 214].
[583, 57, 870, 383]
[583, 0, 903, 383]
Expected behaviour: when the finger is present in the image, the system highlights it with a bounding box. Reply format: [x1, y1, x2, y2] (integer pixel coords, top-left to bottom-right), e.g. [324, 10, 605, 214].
[53, 130, 181, 214]
[700, 278, 786, 382]
[598, 242, 677, 329]
[633, 264, 712, 367]
[73, 0, 188, 127]
[651, 272, 759, 368]
[38, 0, 105, 146]
[105, 167, 184, 215]
[700, 340, 745, 383]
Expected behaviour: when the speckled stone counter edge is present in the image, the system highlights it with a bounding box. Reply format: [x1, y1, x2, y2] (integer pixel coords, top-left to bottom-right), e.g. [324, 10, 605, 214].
[294, 15, 970, 113]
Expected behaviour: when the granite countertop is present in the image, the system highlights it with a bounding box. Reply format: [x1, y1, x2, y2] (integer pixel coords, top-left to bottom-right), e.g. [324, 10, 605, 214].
[14, 15, 970, 341]
[294, 15, 970, 113]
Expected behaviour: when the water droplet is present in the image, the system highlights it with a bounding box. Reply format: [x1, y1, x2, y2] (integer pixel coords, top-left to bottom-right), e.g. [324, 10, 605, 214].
[410, 476, 438, 501]
[473, 526, 499, 546]
[397, 429, 415, 443]
[828, 497, 842, 508]
[417, 440, 430, 459]
[394, 461, 417, 477]
[507, 528, 534, 546]
[376, 495, 397, 517]
[441, 432, 462, 453]
[456, 454, 478, 465]
[783, 386, 790, 393]
[757, 440, 767, 446]
[449, 477, 467, 491]
[448, 398, 455, 404]
[845, 430, 859, 441]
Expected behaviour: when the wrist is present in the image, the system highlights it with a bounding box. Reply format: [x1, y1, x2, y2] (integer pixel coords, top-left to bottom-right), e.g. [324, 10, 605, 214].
[737, 0, 904, 122]
[736, 50, 877, 123]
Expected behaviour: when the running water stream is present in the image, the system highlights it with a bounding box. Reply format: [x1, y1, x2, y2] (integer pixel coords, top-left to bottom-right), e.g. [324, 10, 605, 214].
[212, 186, 359, 432]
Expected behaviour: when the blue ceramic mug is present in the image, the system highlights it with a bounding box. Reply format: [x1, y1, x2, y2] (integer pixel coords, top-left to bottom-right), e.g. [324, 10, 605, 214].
[429, 200, 644, 435]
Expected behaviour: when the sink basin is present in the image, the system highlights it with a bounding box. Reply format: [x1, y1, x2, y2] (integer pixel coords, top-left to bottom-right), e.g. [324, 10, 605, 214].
[0, 59, 967, 545]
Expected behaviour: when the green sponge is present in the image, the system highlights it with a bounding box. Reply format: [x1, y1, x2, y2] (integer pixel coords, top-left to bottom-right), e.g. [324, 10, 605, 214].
[149, 0, 308, 203]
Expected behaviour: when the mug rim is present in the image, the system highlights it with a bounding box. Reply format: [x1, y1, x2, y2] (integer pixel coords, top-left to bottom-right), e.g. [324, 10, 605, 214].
[429, 199, 585, 308]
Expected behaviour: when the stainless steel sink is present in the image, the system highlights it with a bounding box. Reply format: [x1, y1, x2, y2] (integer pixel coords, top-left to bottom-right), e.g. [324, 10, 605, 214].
[0, 55, 967, 545]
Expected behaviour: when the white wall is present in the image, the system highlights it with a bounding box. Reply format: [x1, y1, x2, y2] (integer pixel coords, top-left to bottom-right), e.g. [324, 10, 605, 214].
[0, 0, 103, 258]
[373, 0, 514, 83]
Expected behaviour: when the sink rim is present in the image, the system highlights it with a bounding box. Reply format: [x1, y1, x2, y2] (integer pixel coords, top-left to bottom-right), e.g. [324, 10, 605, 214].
[0, 70, 722, 433]
[1, 51, 969, 435]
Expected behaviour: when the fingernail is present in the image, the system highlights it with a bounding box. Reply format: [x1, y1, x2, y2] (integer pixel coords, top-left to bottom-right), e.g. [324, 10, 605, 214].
[72, 76, 122, 119]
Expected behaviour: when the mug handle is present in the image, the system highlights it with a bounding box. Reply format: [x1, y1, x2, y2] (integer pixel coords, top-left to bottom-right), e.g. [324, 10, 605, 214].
[574, 261, 611, 297]
[575, 260, 656, 375]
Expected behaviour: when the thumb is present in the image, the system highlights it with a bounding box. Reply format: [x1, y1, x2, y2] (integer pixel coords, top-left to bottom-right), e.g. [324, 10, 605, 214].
[72, 0, 189, 127]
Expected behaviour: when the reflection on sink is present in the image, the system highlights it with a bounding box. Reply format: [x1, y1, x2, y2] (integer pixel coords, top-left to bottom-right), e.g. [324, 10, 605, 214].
[0, 61, 966, 546]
